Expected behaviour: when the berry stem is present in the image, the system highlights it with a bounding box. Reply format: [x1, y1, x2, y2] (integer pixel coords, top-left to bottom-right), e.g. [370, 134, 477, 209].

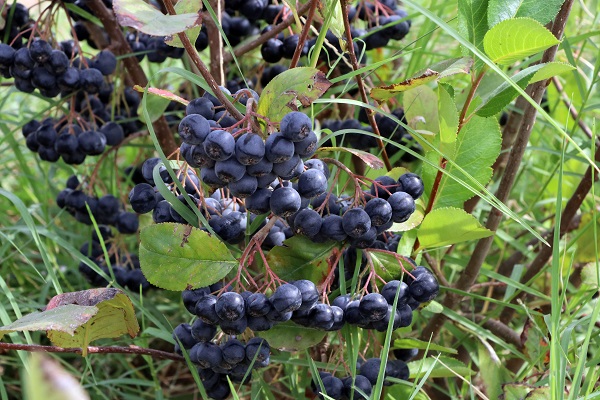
[289, 0, 318, 69]
[161, 0, 244, 122]
[340, 0, 392, 172]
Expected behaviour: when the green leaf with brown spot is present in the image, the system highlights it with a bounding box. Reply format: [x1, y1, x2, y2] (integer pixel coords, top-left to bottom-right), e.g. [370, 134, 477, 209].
[139, 223, 237, 291]
[113, 0, 202, 36]
[257, 67, 331, 123]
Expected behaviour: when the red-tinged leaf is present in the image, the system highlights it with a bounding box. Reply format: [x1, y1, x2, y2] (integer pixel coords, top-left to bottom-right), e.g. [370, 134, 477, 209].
[133, 85, 189, 105]
[165, 0, 203, 48]
[113, 0, 201, 36]
[318, 147, 384, 169]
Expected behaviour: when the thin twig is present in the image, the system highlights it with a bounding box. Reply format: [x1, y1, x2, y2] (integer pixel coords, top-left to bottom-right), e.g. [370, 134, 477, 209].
[86, 0, 177, 156]
[162, 0, 244, 121]
[0, 342, 184, 362]
[205, 0, 224, 85]
[289, 0, 318, 69]
[340, 0, 392, 171]
[418, 0, 576, 344]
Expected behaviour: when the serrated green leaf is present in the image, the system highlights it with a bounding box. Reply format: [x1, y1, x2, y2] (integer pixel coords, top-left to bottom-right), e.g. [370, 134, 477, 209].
[139, 223, 236, 290]
[417, 207, 493, 250]
[475, 62, 575, 117]
[367, 251, 412, 281]
[113, 0, 201, 36]
[393, 338, 457, 354]
[458, 0, 488, 53]
[423, 115, 501, 208]
[165, 0, 203, 48]
[266, 236, 342, 283]
[403, 85, 439, 135]
[257, 322, 326, 351]
[0, 304, 98, 340]
[256, 67, 331, 123]
[408, 356, 474, 379]
[47, 291, 139, 349]
[26, 354, 90, 400]
[483, 18, 560, 65]
[488, 0, 565, 27]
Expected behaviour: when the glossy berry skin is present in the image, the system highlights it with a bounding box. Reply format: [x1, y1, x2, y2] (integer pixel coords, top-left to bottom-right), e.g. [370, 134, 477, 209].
[116, 212, 139, 234]
[78, 130, 106, 155]
[29, 39, 53, 63]
[343, 300, 362, 325]
[261, 38, 284, 63]
[291, 280, 319, 311]
[264, 132, 294, 163]
[393, 347, 419, 362]
[308, 303, 335, 330]
[92, 50, 117, 75]
[215, 292, 246, 321]
[100, 122, 124, 146]
[182, 287, 209, 313]
[319, 215, 347, 242]
[235, 133, 265, 165]
[191, 318, 217, 342]
[359, 293, 389, 321]
[408, 269, 439, 303]
[381, 280, 409, 307]
[172, 323, 196, 350]
[293, 209, 322, 238]
[247, 315, 274, 331]
[385, 359, 410, 382]
[221, 339, 246, 365]
[245, 337, 270, 367]
[246, 292, 272, 317]
[359, 358, 384, 385]
[228, 174, 258, 198]
[191, 342, 223, 369]
[214, 157, 246, 183]
[398, 172, 424, 200]
[270, 187, 301, 217]
[350, 226, 377, 249]
[294, 130, 319, 158]
[204, 130, 235, 161]
[342, 208, 372, 238]
[387, 191, 416, 223]
[328, 305, 345, 331]
[364, 197, 392, 226]
[186, 97, 215, 120]
[297, 169, 328, 198]
[270, 283, 302, 313]
[195, 294, 220, 325]
[342, 375, 372, 399]
[128, 183, 156, 214]
[219, 315, 248, 335]
[316, 373, 343, 400]
[370, 176, 398, 199]
[280, 111, 312, 142]
[178, 114, 211, 145]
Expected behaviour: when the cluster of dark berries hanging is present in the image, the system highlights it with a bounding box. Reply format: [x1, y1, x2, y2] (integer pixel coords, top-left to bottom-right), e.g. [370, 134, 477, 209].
[57, 175, 139, 233]
[0, 38, 116, 98]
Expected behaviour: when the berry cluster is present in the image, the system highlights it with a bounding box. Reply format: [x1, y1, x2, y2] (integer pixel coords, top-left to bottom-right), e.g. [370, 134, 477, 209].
[0, 39, 116, 98]
[312, 356, 410, 399]
[79, 237, 151, 292]
[0, 2, 30, 50]
[57, 175, 139, 232]
[125, 31, 185, 63]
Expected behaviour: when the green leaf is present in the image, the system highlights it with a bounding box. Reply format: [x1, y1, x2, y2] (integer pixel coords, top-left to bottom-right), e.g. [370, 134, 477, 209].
[165, 0, 203, 48]
[266, 236, 342, 283]
[572, 214, 600, 263]
[384, 380, 431, 400]
[488, 0, 565, 27]
[500, 383, 535, 400]
[325, 0, 345, 40]
[46, 289, 139, 349]
[257, 67, 331, 123]
[458, 0, 488, 52]
[318, 147, 384, 169]
[370, 70, 439, 102]
[408, 356, 474, 379]
[367, 251, 412, 282]
[403, 85, 439, 135]
[437, 84, 458, 156]
[483, 18, 560, 65]
[475, 62, 575, 117]
[580, 263, 600, 288]
[113, 0, 202, 36]
[139, 223, 237, 290]
[390, 198, 425, 232]
[423, 115, 501, 208]
[478, 343, 511, 399]
[138, 91, 171, 124]
[393, 338, 458, 354]
[417, 207, 494, 250]
[26, 354, 90, 400]
[0, 304, 98, 340]
[257, 322, 327, 351]
[423, 300, 443, 313]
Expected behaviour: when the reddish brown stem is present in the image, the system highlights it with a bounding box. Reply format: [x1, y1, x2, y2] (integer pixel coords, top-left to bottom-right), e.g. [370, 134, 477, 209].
[289, 0, 318, 69]
[0, 342, 184, 362]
